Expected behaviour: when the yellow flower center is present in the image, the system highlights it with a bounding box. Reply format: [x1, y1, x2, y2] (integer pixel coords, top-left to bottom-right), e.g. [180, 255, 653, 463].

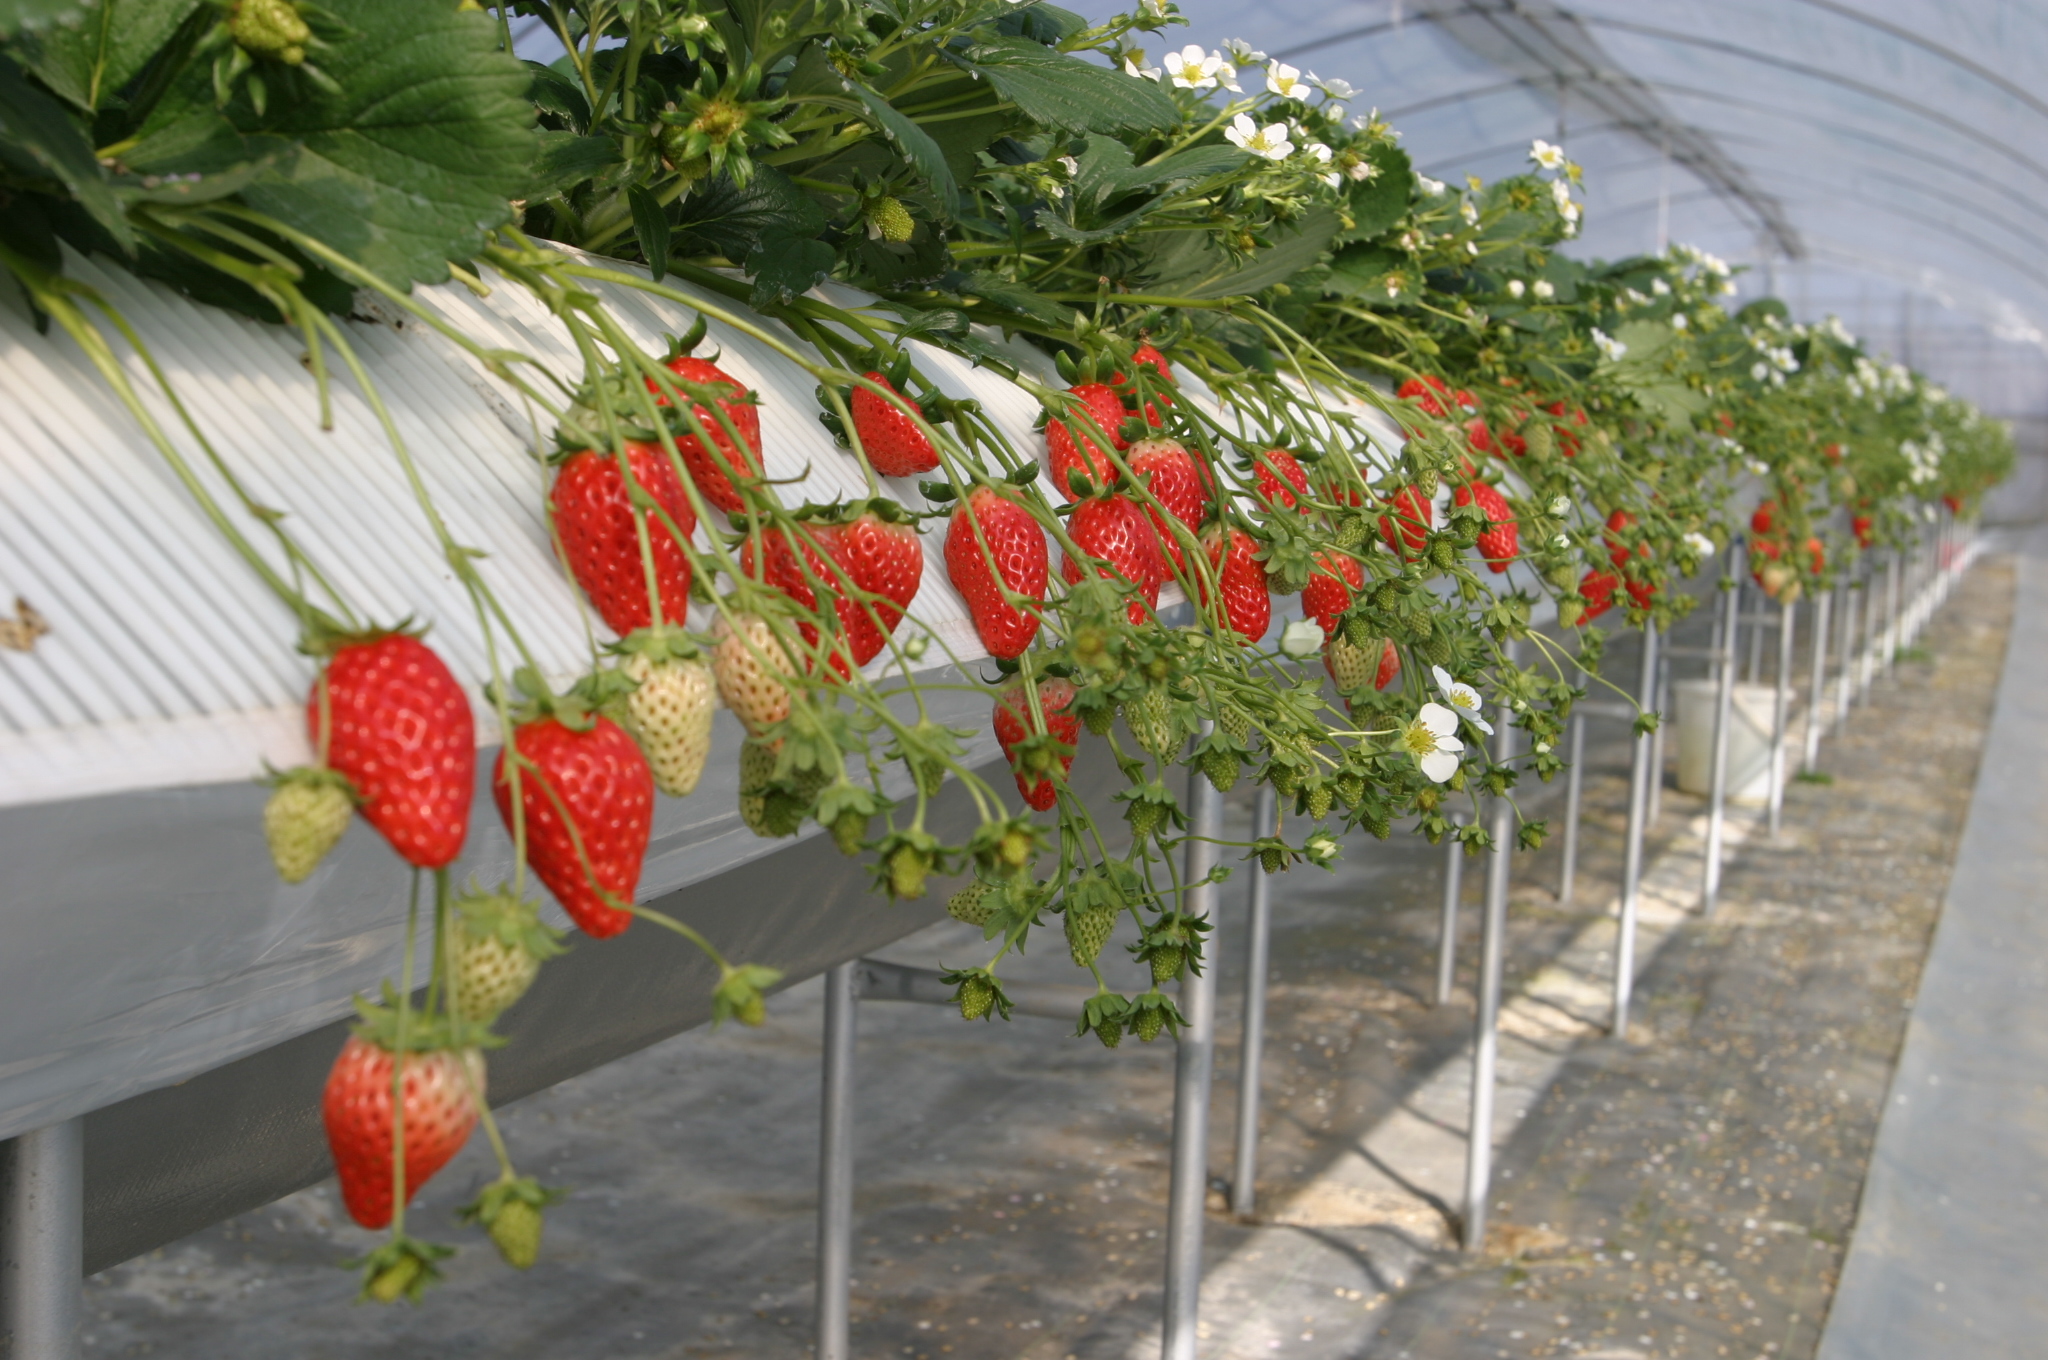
[1401, 723, 1440, 758]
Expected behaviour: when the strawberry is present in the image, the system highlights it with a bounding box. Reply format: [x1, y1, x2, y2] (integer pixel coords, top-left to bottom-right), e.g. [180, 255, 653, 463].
[993, 677, 1081, 811]
[1377, 485, 1433, 559]
[1750, 500, 1776, 535]
[1464, 416, 1494, 456]
[1323, 634, 1375, 692]
[493, 712, 654, 939]
[647, 354, 763, 514]
[1046, 384, 1128, 501]
[1253, 448, 1311, 513]
[819, 508, 924, 662]
[1200, 526, 1271, 645]
[1375, 636, 1401, 689]
[1064, 898, 1117, 966]
[1301, 551, 1365, 636]
[1116, 344, 1175, 429]
[619, 633, 716, 797]
[1852, 514, 1874, 548]
[1805, 536, 1826, 574]
[1544, 400, 1586, 456]
[1127, 438, 1209, 569]
[323, 1025, 482, 1230]
[739, 523, 848, 674]
[1824, 442, 1844, 464]
[263, 766, 354, 883]
[1061, 495, 1165, 625]
[1454, 480, 1519, 573]
[1578, 568, 1619, 623]
[711, 613, 793, 734]
[314, 634, 474, 870]
[1942, 493, 1963, 516]
[551, 443, 697, 638]
[849, 373, 939, 478]
[1397, 375, 1449, 417]
[450, 885, 563, 1023]
[944, 487, 1047, 658]
[1125, 343, 1173, 385]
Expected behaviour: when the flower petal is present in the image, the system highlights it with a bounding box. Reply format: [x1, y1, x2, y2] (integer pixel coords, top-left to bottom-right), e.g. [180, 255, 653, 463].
[1419, 702, 1458, 736]
[1431, 664, 1454, 692]
[1420, 750, 1460, 782]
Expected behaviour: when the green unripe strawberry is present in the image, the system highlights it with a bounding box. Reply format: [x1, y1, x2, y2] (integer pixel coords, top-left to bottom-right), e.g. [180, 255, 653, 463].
[1305, 781, 1334, 821]
[1429, 538, 1457, 570]
[1336, 773, 1366, 808]
[367, 1252, 421, 1304]
[868, 196, 915, 242]
[1081, 698, 1118, 737]
[1126, 798, 1166, 842]
[1126, 686, 1177, 760]
[488, 1198, 543, 1270]
[1363, 809, 1392, 838]
[1149, 943, 1184, 984]
[1334, 513, 1368, 550]
[1200, 746, 1240, 793]
[1094, 1016, 1124, 1048]
[831, 806, 867, 856]
[450, 887, 562, 1023]
[1065, 903, 1116, 966]
[948, 881, 997, 926]
[1133, 1007, 1166, 1042]
[263, 767, 354, 883]
[1424, 631, 1454, 666]
[1372, 580, 1402, 610]
[230, 0, 311, 63]
[1217, 702, 1251, 745]
[888, 842, 931, 899]
[1344, 613, 1377, 650]
[1260, 845, 1287, 874]
[957, 974, 996, 1020]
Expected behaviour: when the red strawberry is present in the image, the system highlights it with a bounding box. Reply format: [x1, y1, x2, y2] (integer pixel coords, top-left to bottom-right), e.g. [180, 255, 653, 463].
[993, 677, 1081, 811]
[1545, 400, 1586, 456]
[493, 715, 654, 939]
[1061, 495, 1165, 624]
[1377, 485, 1433, 559]
[1253, 448, 1311, 513]
[739, 523, 854, 680]
[1942, 493, 1963, 515]
[1127, 438, 1209, 570]
[1500, 427, 1528, 458]
[1750, 500, 1776, 535]
[821, 510, 924, 660]
[1301, 551, 1365, 636]
[648, 354, 763, 513]
[1118, 344, 1175, 429]
[1046, 384, 1128, 502]
[323, 1032, 481, 1230]
[1464, 416, 1494, 456]
[1824, 443, 1844, 464]
[1852, 514, 1874, 548]
[1375, 637, 1401, 689]
[551, 443, 697, 637]
[850, 373, 939, 478]
[1625, 578, 1657, 610]
[315, 635, 474, 870]
[1200, 526, 1271, 645]
[1397, 375, 1449, 417]
[1578, 569, 1618, 623]
[1454, 480, 1518, 573]
[1126, 344, 1173, 384]
[1453, 388, 1478, 411]
[944, 487, 1047, 658]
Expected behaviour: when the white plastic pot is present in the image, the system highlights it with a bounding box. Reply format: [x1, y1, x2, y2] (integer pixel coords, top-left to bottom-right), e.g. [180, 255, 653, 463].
[1673, 678, 1782, 806]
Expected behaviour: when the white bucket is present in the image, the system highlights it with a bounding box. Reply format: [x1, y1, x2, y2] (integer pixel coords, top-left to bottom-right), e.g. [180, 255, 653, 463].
[1673, 678, 1782, 806]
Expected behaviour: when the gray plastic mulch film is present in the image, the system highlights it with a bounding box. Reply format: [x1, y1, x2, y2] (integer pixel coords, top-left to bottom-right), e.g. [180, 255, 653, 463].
[1161, 0, 2048, 415]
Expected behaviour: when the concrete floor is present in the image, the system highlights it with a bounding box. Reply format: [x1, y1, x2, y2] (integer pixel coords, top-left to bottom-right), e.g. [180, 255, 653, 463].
[77, 558, 2012, 1359]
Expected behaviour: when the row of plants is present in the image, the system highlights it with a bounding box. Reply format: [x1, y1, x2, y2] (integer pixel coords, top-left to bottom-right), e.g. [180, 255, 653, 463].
[0, 0, 2009, 1302]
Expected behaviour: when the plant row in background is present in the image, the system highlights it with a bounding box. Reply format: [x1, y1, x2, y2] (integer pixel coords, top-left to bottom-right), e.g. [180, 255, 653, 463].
[0, 0, 2011, 1302]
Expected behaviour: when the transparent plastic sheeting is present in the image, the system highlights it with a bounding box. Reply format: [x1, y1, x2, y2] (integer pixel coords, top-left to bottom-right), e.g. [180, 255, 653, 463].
[0, 245, 1411, 1140]
[1162, 0, 2048, 410]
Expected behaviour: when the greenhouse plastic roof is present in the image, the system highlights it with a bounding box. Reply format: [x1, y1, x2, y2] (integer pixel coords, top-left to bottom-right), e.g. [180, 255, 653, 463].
[1159, 0, 2048, 420]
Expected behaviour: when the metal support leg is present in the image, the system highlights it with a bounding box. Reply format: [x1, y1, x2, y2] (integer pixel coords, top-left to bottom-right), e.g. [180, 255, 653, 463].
[816, 963, 857, 1360]
[1614, 625, 1658, 1036]
[1558, 712, 1585, 907]
[1462, 654, 1519, 1252]
[1231, 786, 1276, 1220]
[1803, 588, 1832, 772]
[1884, 555, 1902, 673]
[0, 1119, 84, 1360]
[1836, 581, 1857, 731]
[1768, 600, 1794, 838]
[1647, 654, 1666, 828]
[1856, 575, 1876, 703]
[1703, 549, 1743, 916]
[1437, 814, 1465, 1007]
[1163, 743, 1223, 1360]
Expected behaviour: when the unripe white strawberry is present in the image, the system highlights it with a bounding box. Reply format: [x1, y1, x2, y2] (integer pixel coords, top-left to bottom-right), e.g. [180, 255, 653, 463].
[711, 613, 792, 735]
[262, 766, 354, 883]
[450, 886, 564, 1024]
[623, 652, 715, 796]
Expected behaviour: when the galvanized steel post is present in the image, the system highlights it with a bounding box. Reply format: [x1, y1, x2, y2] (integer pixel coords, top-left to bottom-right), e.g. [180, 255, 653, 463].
[816, 963, 857, 1360]
[1163, 733, 1223, 1360]
[1437, 814, 1465, 1007]
[1803, 588, 1832, 772]
[0, 1118, 84, 1360]
[1703, 547, 1744, 916]
[1558, 711, 1585, 908]
[1768, 600, 1794, 838]
[1614, 624, 1658, 1036]
[1462, 654, 1518, 1252]
[1231, 785, 1276, 1219]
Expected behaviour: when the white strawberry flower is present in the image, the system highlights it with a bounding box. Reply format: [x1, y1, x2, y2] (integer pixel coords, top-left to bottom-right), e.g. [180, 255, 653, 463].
[1592, 327, 1628, 362]
[1401, 703, 1466, 783]
[1416, 173, 1447, 196]
[1223, 38, 1267, 63]
[1530, 139, 1567, 170]
[1672, 312, 1689, 330]
[1548, 496, 1570, 516]
[1315, 75, 1358, 101]
[1347, 157, 1377, 182]
[1460, 198, 1479, 224]
[1431, 666, 1495, 735]
[1264, 62, 1308, 98]
[1684, 532, 1717, 557]
[1279, 618, 1324, 658]
[1123, 50, 1163, 81]
[1058, 155, 1080, 177]
[1533, 279, 1555, 299]
[1225, 114, 1294, 161]
[1507, 279, 1526, 298]
[1652, 277, 1671, 296]
[1164, 45, 1225, 90]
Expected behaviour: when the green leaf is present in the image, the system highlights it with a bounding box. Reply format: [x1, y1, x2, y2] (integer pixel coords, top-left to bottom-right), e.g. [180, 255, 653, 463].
[0, 0, 87, 38]
[990, 2, 1086, 44]
[921, 109, 1018, 192]
[0, 52, 131, 250]
[525, 130, 618, 200]
[1070, 135, 1245, 212]
[1336, 141, 1411, 245]
[959, 37, 1180, 135]
[952, 268, 1073, 325]
[132, 0, 536, 286]
[627, 183, 671, 281]
[1145, 206, 1340, 300]
[673, 164, 825, 260]
[12, 0, 199, 112]
[745, 229, 833, 309]
[845, 79, 958, 216]
[524, 59, 589, 132]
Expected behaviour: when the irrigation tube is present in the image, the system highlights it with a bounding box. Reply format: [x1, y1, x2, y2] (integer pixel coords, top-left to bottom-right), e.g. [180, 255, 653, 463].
[1230, 785, 1277, 1220]
[1461, 647, 1519, 1253]
[0, 1118, 85, 1360]
[1162, 730, 1224, 1360]
[1703, 546, 1745, 916]
[1613, 625, 1659, 1036]
[1437, 814, 1466, 1007]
